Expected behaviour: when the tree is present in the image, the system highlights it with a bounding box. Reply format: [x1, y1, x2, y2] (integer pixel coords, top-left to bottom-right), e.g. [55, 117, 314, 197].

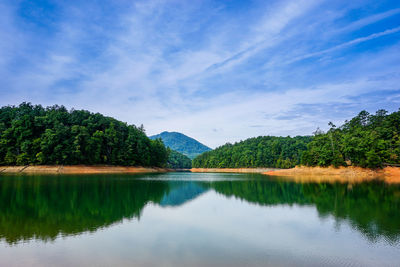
[193, 136, 312, 169]
[0, 103, 168, 167]
[302, 109, 400, 168]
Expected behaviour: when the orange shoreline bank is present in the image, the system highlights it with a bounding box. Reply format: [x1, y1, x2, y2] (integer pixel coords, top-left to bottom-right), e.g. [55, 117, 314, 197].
[190, 168, 279, 173]
[2, 165, 400, 183]
[264, 166, 400, 184]
[0, 165, 170, 174]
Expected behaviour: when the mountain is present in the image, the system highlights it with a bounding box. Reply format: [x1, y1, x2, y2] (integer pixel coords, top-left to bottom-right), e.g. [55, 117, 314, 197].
[159, 181, 208, 207]
[150, 131, 211, 159]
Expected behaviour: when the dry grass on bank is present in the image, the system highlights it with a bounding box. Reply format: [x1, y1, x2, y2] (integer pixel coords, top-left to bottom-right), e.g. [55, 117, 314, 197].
[264, 166, 400, 184]
[0, 165, 169, 174]
[190, 168, 279, 174]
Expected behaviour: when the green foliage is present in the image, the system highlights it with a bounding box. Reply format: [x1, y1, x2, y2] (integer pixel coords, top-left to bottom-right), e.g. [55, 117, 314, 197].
[16, 153, 30, 165]
[301, 109, 400, 168]
[193, 109, 400, 170]
[150, 131, 211, 159]
[192, 136, 312, 168]
[0, 103, 168, 167]
[167, 149, 192, 169]
[150, 139, 169, 167]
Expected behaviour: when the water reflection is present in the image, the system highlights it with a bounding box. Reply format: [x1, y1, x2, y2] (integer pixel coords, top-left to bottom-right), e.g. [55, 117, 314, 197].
[0, 174, 169, 244]
[205, 178, 400, 244]
[0, 173, 399, 245]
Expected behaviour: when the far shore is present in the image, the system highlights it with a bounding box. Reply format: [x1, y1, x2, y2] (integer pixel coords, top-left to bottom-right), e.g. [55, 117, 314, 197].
[0, 165, 170, 175]
[190, 168, 279, 173]
[2, 165, 400, 183]
[192, 166, 400, 184]
[264, 166, 400, 184]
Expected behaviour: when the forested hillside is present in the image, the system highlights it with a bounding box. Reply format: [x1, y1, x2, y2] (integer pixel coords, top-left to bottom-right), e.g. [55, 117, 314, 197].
[0, 103, 168, 166]
[193, 109, 400, 169]
[150, 131, 211, 159]
[192, 136, 312, 168]
[301, 109, 400, 168]
[166, 149, 192, 169]
[2, 104, 398, 169]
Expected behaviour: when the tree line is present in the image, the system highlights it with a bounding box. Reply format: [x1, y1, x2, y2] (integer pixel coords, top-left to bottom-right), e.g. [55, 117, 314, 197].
[0, 103, 169, 167]
[192, 136, 312, 168]
[193, 109, 400, 169]
[301, 109, 400, 168]
[2, 103, 398, 169]
[166, 149, 192, 169]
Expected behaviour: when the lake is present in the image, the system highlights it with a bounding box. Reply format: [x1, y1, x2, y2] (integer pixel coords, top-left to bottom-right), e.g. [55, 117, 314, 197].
[0, 172, 399, 266]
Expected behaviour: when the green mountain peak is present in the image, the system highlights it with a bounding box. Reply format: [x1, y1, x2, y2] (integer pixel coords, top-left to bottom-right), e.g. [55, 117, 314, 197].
[150, 131, 211, 159]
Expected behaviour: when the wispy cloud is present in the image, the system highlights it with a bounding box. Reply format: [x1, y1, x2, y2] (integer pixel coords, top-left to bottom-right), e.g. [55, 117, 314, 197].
[289, 26, 400, 64]
[337, 7, 400, 33]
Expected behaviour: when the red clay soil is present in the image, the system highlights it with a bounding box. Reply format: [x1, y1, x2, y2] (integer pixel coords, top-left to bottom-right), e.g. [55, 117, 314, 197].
[0, 165, 170, 174]
[383, 167, 400, 183]
[190, 168, 279, 174]
[263, 166, 400, 184]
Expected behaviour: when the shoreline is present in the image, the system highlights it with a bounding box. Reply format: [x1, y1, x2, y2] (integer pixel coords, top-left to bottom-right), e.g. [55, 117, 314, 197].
[0, 165, 171, 175]
[2, 165, 399, 183]
[190, 168, 279, 173]
[264, 166, 400, 184]
[191, 166, 400, 184]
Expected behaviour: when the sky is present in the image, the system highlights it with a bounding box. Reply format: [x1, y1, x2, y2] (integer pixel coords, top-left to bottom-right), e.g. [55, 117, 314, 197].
[1, 0, 400, 148]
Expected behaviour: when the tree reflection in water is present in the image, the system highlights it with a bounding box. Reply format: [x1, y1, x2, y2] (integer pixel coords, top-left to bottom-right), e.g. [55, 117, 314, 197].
[0, 173, 399, 245]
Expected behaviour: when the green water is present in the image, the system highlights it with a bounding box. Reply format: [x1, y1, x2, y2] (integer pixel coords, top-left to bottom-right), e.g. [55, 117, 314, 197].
[0, 172, 399, 266]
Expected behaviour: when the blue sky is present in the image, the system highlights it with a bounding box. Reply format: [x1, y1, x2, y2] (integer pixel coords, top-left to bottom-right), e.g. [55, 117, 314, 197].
[1, 0, 400, 147]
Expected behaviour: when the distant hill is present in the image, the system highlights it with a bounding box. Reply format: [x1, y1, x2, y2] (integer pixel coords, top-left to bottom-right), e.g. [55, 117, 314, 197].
[159, 182, 207, 207]
[150, 131, 211, 159]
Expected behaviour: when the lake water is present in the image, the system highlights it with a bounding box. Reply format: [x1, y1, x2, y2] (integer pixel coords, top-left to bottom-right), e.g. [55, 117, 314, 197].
[0, 172, 399, 266]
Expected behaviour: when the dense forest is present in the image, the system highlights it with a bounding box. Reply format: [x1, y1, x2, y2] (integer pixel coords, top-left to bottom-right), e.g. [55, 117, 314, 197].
[0, 103, 168, 166]
[150, 131, 211, 159]
[193, 109, 400, 169]
[192, 136, 312, 168]
[166, 149, 192, 169]
[301, 109, 400, 168]
[2, 103, 398, 169]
